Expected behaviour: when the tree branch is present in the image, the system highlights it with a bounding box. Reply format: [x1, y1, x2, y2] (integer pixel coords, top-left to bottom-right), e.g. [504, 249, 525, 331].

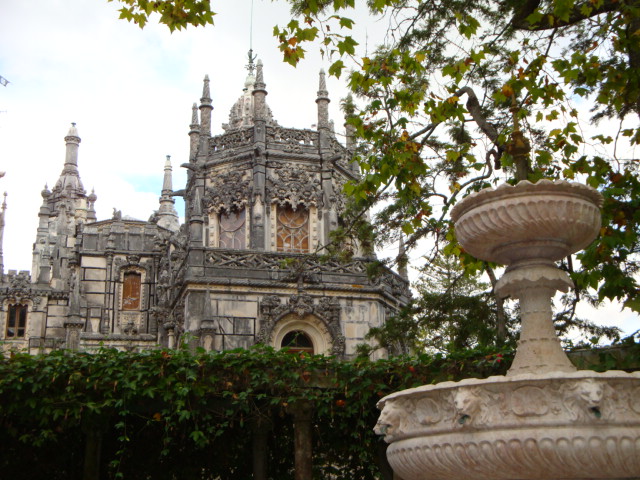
[511, 0, 619, 31]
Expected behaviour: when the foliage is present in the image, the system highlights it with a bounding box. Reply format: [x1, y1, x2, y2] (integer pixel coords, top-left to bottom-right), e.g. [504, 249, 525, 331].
[413, 255, 514, 352]
[108, 0, 215, 30]
[273, 0, 640, 323]
[0, 346, 513, 480]
[362, 255, 518, 355]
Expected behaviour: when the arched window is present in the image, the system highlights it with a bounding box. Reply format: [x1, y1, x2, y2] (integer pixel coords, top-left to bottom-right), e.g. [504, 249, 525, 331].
[219, 208, 246, 249]
[122, 272, 142, 310]
[6, 304, 27, 338]
[281, 330, 314, 354]
[276, 205, 309, 253]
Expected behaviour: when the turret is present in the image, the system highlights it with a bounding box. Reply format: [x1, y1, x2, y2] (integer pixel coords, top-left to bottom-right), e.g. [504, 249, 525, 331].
[157, 155, 180, 232]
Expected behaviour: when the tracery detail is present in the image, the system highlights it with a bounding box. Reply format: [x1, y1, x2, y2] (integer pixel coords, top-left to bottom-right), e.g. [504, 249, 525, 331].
[219, 208, 246, 249]
[277, 205, 309, 253]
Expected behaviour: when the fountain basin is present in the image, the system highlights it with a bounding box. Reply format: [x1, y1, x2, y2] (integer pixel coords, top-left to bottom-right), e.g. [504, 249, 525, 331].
[376, 371, 640, 480]
[451, 180, 602, 265]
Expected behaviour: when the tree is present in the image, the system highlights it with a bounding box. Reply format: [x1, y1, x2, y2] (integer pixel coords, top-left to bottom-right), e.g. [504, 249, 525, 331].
[412, 255, 515, 353]
[275, 0, 640, 325]
[109, 0, 640, 335]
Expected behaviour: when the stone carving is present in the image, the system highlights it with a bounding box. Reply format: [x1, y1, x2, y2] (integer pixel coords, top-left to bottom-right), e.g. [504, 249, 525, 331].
[452, 387, 501, 426]
[561, 378, 608, 421]
[1, 272, 43, 307]
[266, 127, 318, 154]
[267, 165, 322, 208]
[209, 128, 254, 157]
[509, 386, 549, 417]
[204, 170, 251, 213]
[119, 311, 142, 335]
[206, 250, 368, 274]
[377, 372, 640, 441]
[375, 398, 416, 438]
[289, 294, 314, 318]
[256, 294, 345, 356]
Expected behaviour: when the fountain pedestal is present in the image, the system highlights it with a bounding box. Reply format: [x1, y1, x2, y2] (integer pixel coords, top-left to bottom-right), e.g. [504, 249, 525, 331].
[376, 180, 640, 480]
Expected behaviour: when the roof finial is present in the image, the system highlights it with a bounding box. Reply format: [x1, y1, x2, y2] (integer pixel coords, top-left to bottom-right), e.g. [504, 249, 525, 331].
[246, 0, 256, 74]
[246, 48, 257, 74]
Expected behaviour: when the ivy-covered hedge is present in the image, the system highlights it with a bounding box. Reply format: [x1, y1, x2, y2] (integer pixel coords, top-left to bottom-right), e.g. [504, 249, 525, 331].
[2, 343, 637, 480]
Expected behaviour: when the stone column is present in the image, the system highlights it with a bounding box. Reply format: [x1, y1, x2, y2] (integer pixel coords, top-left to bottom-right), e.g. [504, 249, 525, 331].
[290, 400, 313, 480]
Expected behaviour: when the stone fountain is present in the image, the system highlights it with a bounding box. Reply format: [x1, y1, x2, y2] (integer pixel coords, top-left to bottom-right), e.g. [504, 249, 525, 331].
[375, 130, 640, 479]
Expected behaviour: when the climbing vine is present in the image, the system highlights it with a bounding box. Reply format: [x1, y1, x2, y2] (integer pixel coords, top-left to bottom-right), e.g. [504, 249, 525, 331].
[1, 344, 637, 480]
[0, 346, 510, 480]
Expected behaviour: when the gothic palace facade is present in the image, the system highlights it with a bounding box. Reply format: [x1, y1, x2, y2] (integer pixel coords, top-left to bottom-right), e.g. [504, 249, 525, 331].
[0, 62, 410, 358]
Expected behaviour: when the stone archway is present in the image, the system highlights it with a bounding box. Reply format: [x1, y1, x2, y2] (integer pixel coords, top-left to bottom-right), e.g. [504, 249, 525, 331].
[256, 294, 345, 356]
[271, 313, 332, 355]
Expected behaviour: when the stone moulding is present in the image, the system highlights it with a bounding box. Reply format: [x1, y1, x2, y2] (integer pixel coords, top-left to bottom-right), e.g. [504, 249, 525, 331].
[376, 370, 640, 480]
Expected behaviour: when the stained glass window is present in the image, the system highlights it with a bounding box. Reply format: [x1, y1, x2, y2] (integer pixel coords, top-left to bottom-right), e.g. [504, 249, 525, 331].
[6, 304, 27, 338]
[123, 272, 142, 310]
[219, 208, 246, 249]
[276, 205, 309, 253]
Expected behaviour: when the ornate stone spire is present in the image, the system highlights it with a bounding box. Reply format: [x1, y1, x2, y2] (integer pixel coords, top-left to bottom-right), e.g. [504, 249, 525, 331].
[49, 123, 87, 214]
[316, 69, 331, 129]
[252, 60, 268, 123]
[199, 75, 213, 137]
[157, 155, 180, 232]
[189, 102, 200, 161]
[191, 102, 199, 127]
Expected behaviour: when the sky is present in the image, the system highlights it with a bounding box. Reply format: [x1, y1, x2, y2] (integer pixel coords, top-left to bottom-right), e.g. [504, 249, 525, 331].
[0, 0, 637, 339]
[0, 0, 363, 268]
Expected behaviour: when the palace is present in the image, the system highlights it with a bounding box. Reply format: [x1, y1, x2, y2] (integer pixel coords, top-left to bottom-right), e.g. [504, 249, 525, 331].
[0, 61, 410, 357]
